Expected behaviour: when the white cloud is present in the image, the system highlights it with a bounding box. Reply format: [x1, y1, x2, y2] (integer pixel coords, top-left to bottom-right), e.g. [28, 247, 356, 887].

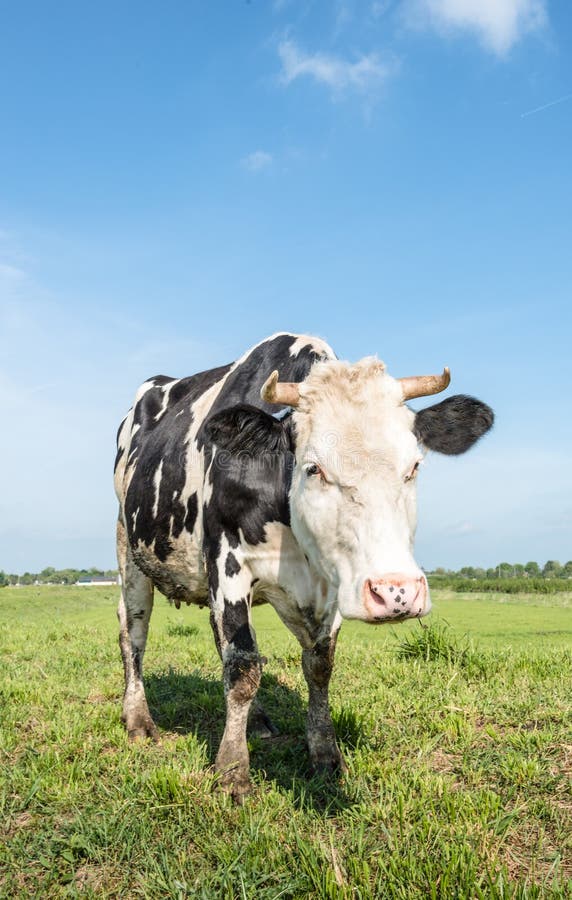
[404, 0, 548, 56]
[278, 39, 393, 95]
[447, 521, 479, 536]
[241, 150, 273, 172]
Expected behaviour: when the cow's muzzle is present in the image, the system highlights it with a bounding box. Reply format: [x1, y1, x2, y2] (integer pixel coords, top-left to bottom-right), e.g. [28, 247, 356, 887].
[364, 573, 429, 621]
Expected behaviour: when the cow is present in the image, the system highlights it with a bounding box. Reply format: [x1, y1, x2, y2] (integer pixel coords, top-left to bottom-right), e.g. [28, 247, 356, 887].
[114, 332, 493, 800]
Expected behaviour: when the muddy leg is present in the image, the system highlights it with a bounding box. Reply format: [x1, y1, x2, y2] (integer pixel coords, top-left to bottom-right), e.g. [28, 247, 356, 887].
[210, 582, 262, 802]
[116, 517, 158, 741]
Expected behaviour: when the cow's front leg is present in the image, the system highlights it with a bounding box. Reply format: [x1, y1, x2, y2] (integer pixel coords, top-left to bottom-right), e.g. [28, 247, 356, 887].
[209, 564, 261, 802]
[302, 619, 346, 775]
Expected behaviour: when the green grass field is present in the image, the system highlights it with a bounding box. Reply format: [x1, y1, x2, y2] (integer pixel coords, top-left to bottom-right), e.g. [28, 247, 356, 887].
[1, 586, 571, 898]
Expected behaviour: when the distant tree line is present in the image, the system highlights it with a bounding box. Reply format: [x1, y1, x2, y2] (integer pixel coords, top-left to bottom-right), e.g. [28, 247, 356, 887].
[0, 567, 119, 587]
[428, 560, 572, 579]
[427, 561, 572, 595]
[1, 560, 571, 590]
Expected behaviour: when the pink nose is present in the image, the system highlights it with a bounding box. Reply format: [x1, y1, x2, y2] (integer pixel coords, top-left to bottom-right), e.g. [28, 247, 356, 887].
[365, 573, 427, 619]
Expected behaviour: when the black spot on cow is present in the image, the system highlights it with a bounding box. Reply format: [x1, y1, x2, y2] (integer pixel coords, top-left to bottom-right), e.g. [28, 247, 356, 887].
[414, 395, 494, 456]
[222, 599, 255, 652]
[132, 646, 142, 678]
[114, 445, 125, 473]
[183, 493, 198, 536]
[210, 609, 222, 657]
[225, 551, 241, 578]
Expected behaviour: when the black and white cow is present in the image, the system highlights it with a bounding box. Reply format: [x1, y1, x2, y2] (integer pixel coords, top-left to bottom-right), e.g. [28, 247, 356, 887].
[114, 332, 493, 799]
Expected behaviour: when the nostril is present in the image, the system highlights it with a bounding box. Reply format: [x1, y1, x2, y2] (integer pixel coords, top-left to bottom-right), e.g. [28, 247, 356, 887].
[367, 580, 386, 604]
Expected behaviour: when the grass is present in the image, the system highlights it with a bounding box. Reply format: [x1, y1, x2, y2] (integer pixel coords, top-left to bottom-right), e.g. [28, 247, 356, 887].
[1, 585, 571, 898]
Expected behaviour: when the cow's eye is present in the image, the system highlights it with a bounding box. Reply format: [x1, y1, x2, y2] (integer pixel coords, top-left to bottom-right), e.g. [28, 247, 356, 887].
[305, 463, 322, 477]
[404, 461, 421, 482]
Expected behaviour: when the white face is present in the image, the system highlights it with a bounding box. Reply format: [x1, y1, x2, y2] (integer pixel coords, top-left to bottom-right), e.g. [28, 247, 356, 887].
[289, 359, 430, 623]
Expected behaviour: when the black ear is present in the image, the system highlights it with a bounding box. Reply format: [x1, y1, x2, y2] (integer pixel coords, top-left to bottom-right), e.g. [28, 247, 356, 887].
[204, 405, 293, 455]
[414, 395, 494, 456]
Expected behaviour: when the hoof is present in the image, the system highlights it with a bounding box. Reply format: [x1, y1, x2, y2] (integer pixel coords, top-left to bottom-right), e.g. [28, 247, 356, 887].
[248, 706, 279, 740]
[215, 753, 252, 804]
[128, 725, 160, 743]
[231, 782, 251, 805]
[216, 769, 252, 804]
[124, 711, 159, 742]
[309, 744, 347, 777]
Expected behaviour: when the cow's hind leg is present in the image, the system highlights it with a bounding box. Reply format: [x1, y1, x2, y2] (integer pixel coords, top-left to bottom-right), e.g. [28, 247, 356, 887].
[248, 699, 278, 739]
[117, 517, 158, 741]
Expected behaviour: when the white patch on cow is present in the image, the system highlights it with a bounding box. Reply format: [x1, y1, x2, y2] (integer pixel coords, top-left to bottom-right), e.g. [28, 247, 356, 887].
[173, 490, 178, 500]
[152, 460, 164, 519]
[202, 457, 215, 507]
[114, 412, 134, 500]
[131, 506, 140, 531]
[218, 533, 247, 598]
[154, 380, 177, 422]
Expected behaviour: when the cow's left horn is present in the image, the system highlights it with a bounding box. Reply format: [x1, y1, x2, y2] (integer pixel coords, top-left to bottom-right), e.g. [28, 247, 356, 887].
[399, 367, 451, 401]
[261, 370, 301, 407]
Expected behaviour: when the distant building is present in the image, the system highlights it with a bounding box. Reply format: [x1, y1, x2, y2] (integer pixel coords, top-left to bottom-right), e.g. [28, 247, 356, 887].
[76, 576, 119, 586]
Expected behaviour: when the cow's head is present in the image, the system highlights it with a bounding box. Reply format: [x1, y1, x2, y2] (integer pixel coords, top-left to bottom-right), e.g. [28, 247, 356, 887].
[207, 358, 493, 624]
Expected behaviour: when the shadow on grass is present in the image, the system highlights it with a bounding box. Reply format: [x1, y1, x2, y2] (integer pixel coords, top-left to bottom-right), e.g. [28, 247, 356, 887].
[145, 668, 354, 813]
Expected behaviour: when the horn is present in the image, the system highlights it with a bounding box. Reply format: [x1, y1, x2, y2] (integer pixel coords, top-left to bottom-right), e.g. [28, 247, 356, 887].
[260, 370, 301, 407]
[399, 367, 451, 401]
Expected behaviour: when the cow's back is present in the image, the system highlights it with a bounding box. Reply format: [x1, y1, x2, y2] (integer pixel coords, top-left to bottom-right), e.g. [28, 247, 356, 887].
[114, 333, 335, 604]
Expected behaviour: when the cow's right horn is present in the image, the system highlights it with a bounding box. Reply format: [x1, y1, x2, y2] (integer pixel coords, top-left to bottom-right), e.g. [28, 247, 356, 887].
[261, 370, 301, 407]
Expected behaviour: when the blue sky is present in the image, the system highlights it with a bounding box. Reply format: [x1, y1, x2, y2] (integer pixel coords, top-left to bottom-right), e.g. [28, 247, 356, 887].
[1, 0, 571, 573]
